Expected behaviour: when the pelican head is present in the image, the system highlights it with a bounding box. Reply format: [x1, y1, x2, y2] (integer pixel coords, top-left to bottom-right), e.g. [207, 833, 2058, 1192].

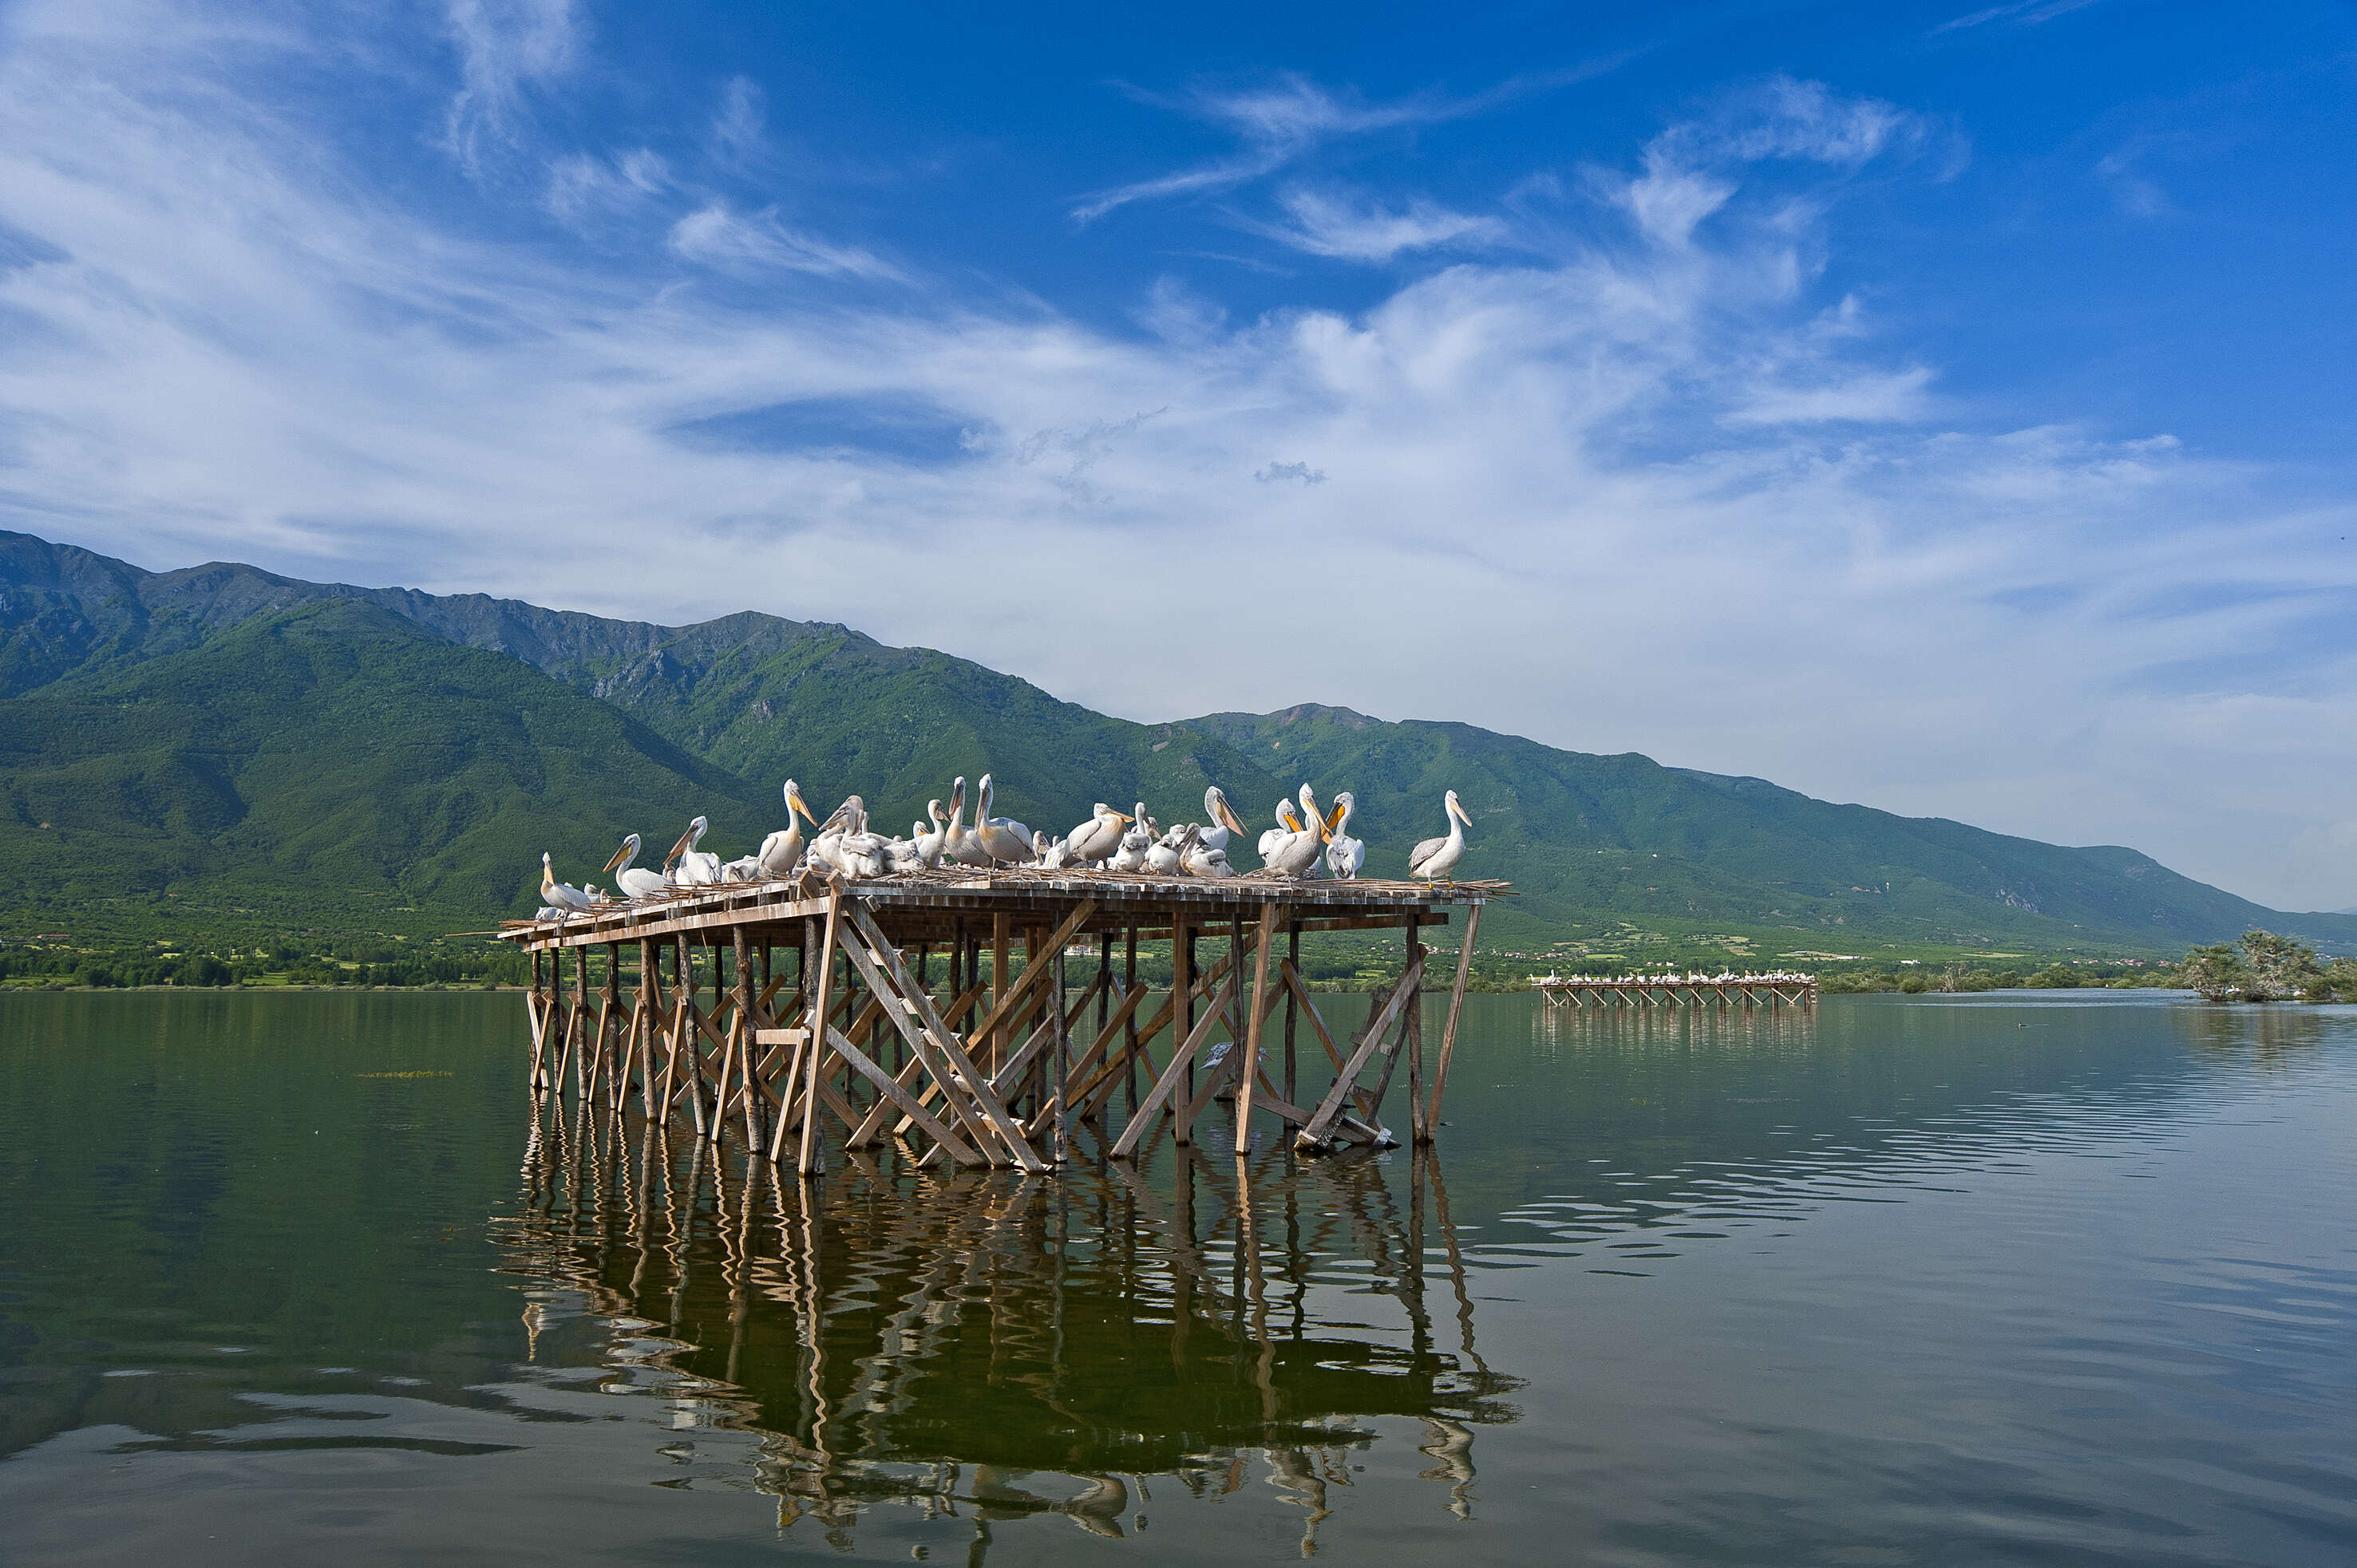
[1298, 783, 1328, 841]
[951, 776, 967, 820]
[601, 833, 641, 875]
[1205, 786, 1246, 837]
[783, 780, 812, 823]
[1446, 789, 1471, 827]
[928, 798, 947, 828]
[1326, 792, 1354, 834]
[540, 850, 556, 890]
[663, 816, 706, 871]
[975, 773, 995, 818]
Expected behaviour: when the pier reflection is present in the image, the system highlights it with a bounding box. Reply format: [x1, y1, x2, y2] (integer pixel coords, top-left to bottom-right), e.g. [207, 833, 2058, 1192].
[495, 1098, 1520, 1554]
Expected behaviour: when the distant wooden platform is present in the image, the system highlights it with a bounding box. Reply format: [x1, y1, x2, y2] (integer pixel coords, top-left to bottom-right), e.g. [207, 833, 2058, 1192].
[1535, 973, 1817, 1009]
[495, 867, 1507, 1174]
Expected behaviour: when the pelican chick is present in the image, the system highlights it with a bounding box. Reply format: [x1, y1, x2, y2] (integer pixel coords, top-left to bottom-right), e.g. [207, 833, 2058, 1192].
[1407, 789, 1473, 881]
[1105, 804, 1154, 872]
[1145, 822, 1198, 876]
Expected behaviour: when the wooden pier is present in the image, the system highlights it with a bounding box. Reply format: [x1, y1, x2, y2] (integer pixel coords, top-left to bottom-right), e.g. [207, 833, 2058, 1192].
[1535, 972, 1817, 1009]
[497, 867, 1501, 1173]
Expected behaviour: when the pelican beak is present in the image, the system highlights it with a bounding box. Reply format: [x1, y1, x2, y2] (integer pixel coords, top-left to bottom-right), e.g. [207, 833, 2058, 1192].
[1217, 800, 1247, 835]
[666, 828, 694, 865]
[787, 785, 811, 822]
[601, 843, 631, 875]
[1453, 798, 1473, 826]
[1324, 801, 1347, 835]
[1114, 812, 1134, 824]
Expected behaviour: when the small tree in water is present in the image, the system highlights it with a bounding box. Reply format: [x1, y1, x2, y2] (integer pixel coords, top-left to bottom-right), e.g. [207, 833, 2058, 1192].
[2177, 930, 2325, 1001]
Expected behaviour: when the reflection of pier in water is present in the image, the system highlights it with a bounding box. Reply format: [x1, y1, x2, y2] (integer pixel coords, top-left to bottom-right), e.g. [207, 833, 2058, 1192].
[498, 1095, 1519, 1554]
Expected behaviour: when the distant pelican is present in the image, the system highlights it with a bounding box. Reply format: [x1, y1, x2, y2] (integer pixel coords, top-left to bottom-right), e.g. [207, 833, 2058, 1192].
[971, 774, 1033, 866]
[1261, 784, 1327, 879]
[752, 780, 817, 877]
[1106, 804, 1154, 872]
[666, 816, 722, 886]
[1323, 792, 1364, 880]
[601, 834, 671, 899]
[1199, 786, 1248, 858]
[1407, 790, 1473, 881]
[1257, 799, 1301, 861]
[1145, 822, 1197, 877]
[1182, 830, 1236, 879]
[540, 851, 595, 913]
[944, 777, 988, 866]
[1064, 803, 1132, 864]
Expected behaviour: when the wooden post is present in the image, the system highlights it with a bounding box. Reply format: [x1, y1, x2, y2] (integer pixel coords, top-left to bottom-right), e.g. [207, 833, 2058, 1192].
[1177, 913, 1194, 1124]
[638, 938, 658, 1118]
[1232, 902, 1279, 1156]
[734, 925, 763, 1155]
[798, 895, 840, 1176]
[1051, 943, 1070, 1164]
[574, 946, 591, 1102]
[1283, 919, 1299, 1110]
[1124, 922, 1141, 1115]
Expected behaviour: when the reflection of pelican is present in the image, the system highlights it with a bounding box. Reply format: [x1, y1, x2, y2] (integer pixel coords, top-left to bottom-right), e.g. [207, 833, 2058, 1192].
[1407, 790, 1472, 881]
[601, 835, 670, 899]
[1323, 791, 1364, 880]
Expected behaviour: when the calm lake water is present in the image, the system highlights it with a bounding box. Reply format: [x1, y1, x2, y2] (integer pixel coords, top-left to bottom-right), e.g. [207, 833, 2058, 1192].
[2, 989, 2353, 1566]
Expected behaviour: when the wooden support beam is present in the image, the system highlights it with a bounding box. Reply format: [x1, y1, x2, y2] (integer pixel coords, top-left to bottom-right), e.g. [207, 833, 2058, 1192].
[1296, 954, 1425, 1150]
[1109, 966, 1241, 1161]
[1232, 902, 1279, 1155]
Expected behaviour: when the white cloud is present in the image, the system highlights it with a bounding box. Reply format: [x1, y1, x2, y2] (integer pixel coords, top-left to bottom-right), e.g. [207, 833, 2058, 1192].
[442, 0, 581, 177]
[0, 14, 2351, 910]
[1249, 187, 1506, 262]
[665, 202, 897, 279]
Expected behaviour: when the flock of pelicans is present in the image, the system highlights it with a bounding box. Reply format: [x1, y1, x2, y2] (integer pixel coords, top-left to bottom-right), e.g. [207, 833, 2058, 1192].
[535, 773, 1477, 918]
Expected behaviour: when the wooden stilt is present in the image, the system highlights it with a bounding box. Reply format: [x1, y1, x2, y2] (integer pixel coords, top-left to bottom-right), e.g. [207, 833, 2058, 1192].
[1423, 906, 1482, 1139]
[1232, 902, 1279, 1156]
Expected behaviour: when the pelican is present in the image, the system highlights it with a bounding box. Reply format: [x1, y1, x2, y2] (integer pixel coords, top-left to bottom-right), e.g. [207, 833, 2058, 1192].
[812, 796, 891, 879]
[1063, 802, 1132, 864]
[665, 816, 722, 886]
[944, 777, 989, 867]
[1181, 830, 1236, 879]
[1032, 829, 1076, 869]
[601, 834, 672, 900]
[1260, 784, 1328, 879]
[907, 798, 950, 869]
[1407, 789, 1473, 881]
[1199, 786, 1248, 858]
[540, 851, 595, 914]
[1323, 792, 1364, 880]
[1105, 804, 1154, 872]
[970, 773, 1033, 866]
[1145, 822, 1197, 876]
[742, 780, 816, 879]
[1257, 799, 1302, 860]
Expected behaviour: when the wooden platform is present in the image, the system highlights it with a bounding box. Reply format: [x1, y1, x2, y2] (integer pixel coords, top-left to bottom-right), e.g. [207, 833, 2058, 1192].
[496, 867, 1504, 1174]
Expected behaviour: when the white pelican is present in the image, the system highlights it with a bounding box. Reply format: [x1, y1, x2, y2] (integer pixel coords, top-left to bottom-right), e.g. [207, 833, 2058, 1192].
[1199, 786, 1248, 858]
[742, 780, 816, 879]
[1323, 792, 1365, 880]
[1261, 784, 1327, 879]
[1105, 804, 1153, 872]
[665, 816, 722, 886]
[906, 798, 950, 869]
[1407, 789, 1473, 881]
[601, 834, 672, 900]
[944, 777, 988, 867]
[1181, 831, 1236, 879]
[812, 796, 891, 879]
[1257, 799, 1302, 860]
[1063, 803, 1132, 864]
[1145, 822, 1197, 876]
[1032, 829, 1077, 869]
[540, 851, 595, 913]
[970, 774, 1034, 866]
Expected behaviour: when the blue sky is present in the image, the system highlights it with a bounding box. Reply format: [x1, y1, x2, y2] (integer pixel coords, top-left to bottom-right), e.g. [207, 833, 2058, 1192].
[2, 0, 2354, 909]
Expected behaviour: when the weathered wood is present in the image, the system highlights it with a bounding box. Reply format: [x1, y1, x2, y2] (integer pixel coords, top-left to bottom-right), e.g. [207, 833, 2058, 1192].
[1232, 902, 1279, 1155]
[1422, 904, 1481, 1138]
[1297, 954, 1426, 1149]
[1109, 966, 1242, 1161]
[823, 1026, 984, 1166]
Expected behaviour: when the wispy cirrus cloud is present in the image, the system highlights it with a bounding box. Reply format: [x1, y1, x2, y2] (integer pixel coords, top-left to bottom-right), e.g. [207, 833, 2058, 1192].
[441, 0, 582, 177]
[666, 202, 899, 279]
[1244, 186, 1506, 262]
[1072, 56, 1634, 224]
[1936, 0, 2107, 32]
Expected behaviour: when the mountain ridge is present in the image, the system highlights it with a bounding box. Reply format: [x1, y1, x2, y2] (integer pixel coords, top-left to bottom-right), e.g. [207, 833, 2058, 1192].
[4, 527, 2347, 954]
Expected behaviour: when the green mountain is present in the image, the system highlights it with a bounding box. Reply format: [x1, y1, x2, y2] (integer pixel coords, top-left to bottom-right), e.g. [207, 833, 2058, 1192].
[3, 528, 2347, 955]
